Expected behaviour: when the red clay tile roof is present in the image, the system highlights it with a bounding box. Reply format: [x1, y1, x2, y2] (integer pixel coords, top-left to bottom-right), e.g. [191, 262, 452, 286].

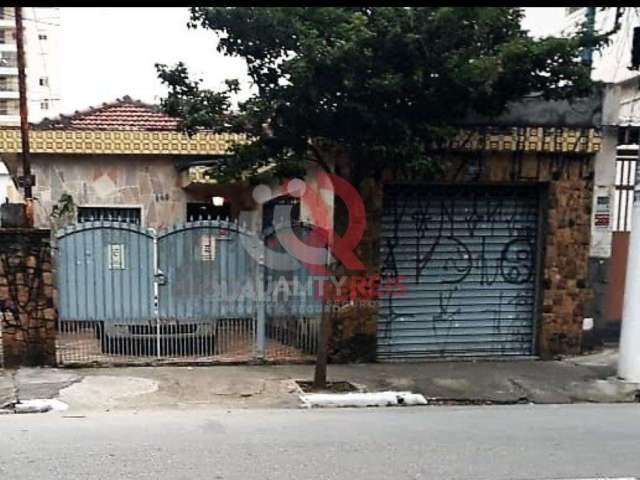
[34, 96, 179, 131]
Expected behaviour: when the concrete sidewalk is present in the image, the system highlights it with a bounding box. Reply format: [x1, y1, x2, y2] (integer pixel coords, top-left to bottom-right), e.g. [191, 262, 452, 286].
[0, 370, 15, 410]
[3, 349, 639, 412]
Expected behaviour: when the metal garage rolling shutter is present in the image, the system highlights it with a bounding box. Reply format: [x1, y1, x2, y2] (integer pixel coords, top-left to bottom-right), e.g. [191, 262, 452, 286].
[377, 185, 540, 360]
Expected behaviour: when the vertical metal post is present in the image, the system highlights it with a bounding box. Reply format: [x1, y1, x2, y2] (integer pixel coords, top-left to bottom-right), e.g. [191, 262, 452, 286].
[619, 151, 640, 382]
[255, 241, 266, 359]
[151, 230, 161, 358]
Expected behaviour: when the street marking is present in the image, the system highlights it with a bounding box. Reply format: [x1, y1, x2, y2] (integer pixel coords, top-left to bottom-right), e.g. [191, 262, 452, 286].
[547, 478, 638, 480]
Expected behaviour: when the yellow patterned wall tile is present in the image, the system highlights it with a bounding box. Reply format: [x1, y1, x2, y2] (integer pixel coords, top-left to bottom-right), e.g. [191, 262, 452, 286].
[0, 128, 599, 156]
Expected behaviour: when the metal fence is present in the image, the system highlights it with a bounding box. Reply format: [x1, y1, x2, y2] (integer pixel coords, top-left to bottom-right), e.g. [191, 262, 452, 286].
[55, 219, 322, 365]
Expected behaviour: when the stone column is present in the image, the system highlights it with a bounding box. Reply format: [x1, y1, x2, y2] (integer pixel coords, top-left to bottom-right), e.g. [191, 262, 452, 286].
[0, 229, 56, 367]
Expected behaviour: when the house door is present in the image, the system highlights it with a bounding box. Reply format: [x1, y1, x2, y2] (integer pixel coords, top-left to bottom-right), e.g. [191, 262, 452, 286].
[377, 185, 542, 360]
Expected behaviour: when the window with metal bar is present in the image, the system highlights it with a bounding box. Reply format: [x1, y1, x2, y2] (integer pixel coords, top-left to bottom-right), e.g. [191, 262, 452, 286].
[613, 127, 640, 232]
[77, 206, 141, 225]
[0, 51, 17, 68]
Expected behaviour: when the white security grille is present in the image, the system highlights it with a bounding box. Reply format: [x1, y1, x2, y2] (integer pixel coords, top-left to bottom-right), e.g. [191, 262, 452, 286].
[613, 145, 638, 232]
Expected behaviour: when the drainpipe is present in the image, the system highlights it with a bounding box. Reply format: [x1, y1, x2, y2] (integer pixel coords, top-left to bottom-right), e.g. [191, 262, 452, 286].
[618, 153, 640, 382]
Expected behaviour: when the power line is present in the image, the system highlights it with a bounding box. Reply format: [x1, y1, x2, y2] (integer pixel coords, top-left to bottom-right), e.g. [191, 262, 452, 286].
[0, 10, 60, 28]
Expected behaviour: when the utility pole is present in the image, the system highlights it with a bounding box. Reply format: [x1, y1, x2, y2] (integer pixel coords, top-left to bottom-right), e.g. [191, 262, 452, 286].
[14, 7, 33, 225]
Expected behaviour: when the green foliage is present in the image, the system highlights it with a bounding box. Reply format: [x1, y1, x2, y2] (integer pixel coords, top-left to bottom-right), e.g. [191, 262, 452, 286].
[50, 193, 76, 230]
[50, 193, 75, 219]
[158, 7, 609, 182]
[155, 62, 239, 136]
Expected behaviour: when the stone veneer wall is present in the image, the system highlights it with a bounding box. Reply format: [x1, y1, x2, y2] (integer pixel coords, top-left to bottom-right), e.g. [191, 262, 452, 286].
[30, 154, 197, 230]
[330, 151, 594, 361]
[0, 229, 56, 367]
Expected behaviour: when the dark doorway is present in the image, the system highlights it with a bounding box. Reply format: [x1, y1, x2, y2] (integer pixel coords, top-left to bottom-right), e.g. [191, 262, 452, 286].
[187, 202, 232, 221]
[262, 196, 300, 233]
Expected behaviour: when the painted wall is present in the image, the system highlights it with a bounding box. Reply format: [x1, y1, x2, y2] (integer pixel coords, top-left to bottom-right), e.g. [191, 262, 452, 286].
[585, 81, 640, 342]
[0, 161, 11, 203]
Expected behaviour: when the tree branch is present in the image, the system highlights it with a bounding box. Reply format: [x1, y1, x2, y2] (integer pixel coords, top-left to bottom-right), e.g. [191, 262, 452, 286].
[308, 141, 333, 173]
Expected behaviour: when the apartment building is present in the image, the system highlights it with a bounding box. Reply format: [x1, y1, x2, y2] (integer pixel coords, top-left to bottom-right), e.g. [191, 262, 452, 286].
[560, 7, 640, 84]
[0, 6, 60, 126]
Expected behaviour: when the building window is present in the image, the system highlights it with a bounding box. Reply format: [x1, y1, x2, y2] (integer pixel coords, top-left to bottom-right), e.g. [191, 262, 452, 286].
[0, 51, 17, 68]
[39, 77, 49, 87]
[613, 127, 640, 232]
[262, 196, 300, 233]
[40, 100, 49, 110]
[78, 206, 142, 225]
[0, 77, 18, 92]
[0, 29, 14, 45]
[0, 99, 18, 116]
[38, 33, 48, 41]
[187, 202, 231, 221]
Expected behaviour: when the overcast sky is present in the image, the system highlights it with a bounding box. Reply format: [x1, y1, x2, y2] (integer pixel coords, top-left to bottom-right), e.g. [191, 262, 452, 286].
[56, 7, 567, 116]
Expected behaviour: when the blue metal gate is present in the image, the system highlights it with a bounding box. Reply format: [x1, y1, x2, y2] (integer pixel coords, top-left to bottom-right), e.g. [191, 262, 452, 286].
[56, 222, 155, 362]
[56, 219, 319, 365]
[157, 220, 262, 359]
[263, 223, 323, 359]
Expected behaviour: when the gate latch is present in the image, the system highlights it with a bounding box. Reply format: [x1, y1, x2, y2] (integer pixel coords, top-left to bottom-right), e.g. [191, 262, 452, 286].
[154, 270, 167, 286]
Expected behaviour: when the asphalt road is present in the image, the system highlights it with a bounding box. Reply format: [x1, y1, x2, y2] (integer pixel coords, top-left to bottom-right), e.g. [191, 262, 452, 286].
[1, 404, 639, 480]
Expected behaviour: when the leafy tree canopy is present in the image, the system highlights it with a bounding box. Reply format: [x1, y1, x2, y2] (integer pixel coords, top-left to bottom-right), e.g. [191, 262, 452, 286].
[157, 7, 607, 183]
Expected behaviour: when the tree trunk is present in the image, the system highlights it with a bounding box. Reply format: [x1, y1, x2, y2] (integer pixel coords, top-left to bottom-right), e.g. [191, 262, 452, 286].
[313, 292, 331, 389]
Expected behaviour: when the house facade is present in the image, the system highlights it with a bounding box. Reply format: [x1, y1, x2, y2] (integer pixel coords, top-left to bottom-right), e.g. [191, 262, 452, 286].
[1, 97, 330, 235]
[555, 7, 640, 345]
[334, 125, 602, 362]
[0, 97, 246, 229]
[0, 95, 604, 365]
